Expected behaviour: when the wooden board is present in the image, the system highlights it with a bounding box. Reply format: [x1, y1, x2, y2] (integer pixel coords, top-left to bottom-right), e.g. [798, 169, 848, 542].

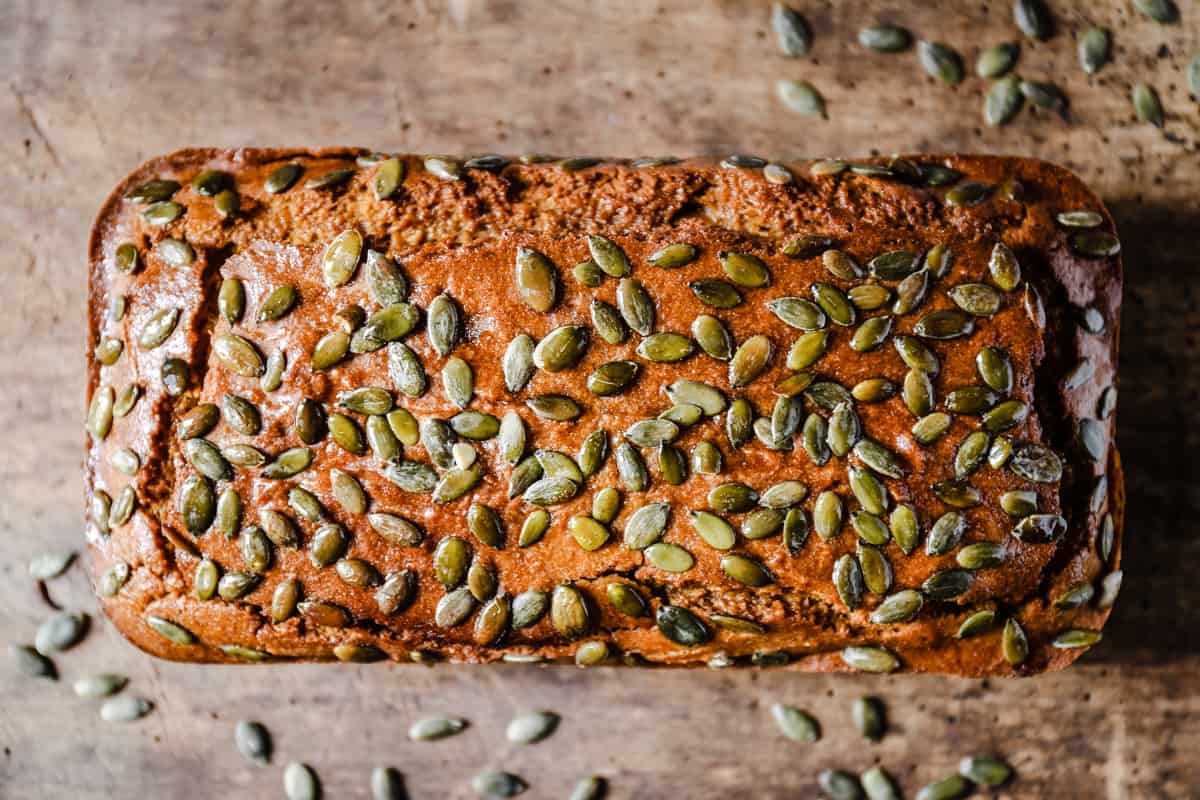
[1, 1, 1198, 797]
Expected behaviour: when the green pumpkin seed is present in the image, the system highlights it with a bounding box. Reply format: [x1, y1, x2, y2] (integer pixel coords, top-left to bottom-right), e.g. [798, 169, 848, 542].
[1003, 617, 1029, 665]
[492, 411, 524, 466]
[770, 703, 819, 742]
[217, 571, 261, 600]
[439, 357, 472, 409]
[523, 476, 580, 505]
[1078, 417, 1107, 461]
[382, 460, 438, 493]
[946, 385, 999, 415]
[766, 296, 826, 331]
[954, 609, 997, 638]
[950, 283, 1002, 316]
[729, 335, 773, 387]
[871, 589, 924, 624]
[311, 330, 350, 372]
[95, 337, 123, 365]
[434, 587, 476, 628]
[657, 443, 687, 485]
[740, 507, 783, 540]
[90, 489, 112, 536]
[408, 715, 467, 741]
[184, 438, 231, 481]
[112, 383, 140, 418]
[495, 334, 534, 393]
[923, 569, 973, 600]
[467, 561, 497, 601]
[819, 249, 861, 280]
[1021, 79, 1067, 113]
[858, 22, 911, 53]
[1132, 82, 1165, 128]
[1097, 570, 1123, 609]
[588, 234, 631, 277]
[383, 342, 424, 397]
[587, 360, 639, 397]
[861, 767, 901, 800]
[588, 488, 619, 525]
[984, 74, 1025, 127]
[617, 278, 655, 334]
[858, 544, 892, 595]
[351, 304, 420, 352]
[570, 429, 606, 477]
[1055, 582, 1095, 610]
[368, 513, 422, 547]
[623, 502, 670, 549]
[811, 283, 856, 326]
[1078, 26, 1111, 74]
[855, 439, 905, 478]
[897, 368, 933, 417]
[424, 293, 458, 356]
[433, 464, 482, 503]
[162, 358, 189, 395]
[304, 525, 348, 568]
[589, 299, 628, 345]
[153, 238, 194, 267]
[1010, 444, 1063, 483]
[656, 604, 710, 646]
[818, 769, 864, 800]
[977, 41, 1019, 78]
[848, 284, 891, 312]
[551, 584, 591, 639]
[514, 247, 559, 312]
[125, 177, 179, 203]
[945, 182, 994, 207]
[958, 756, 1013, 787]
[892, 268, 931, 314]
[467, 502, 505, 548]
[326, 413, 365, 455]
[512, 508, 548, 548]
[719, 251, 770, 288]
[607, 582, 648, 617]
[510, 590, 549, 629]
[1134, 0, 1179, 23]
[848, 315, 891, 352]
[242, 526, 273, 572]
[141, 199, 184, 226]
[827, 402, 860, 458]
[682, 509, 732, 550]
[851, 510, 891, 546]
[370, 156, 404, 200]
[776, 79, 825, 116]
[137, 307, 180, 349]
[689, 278, 742, 309]
[683, 314, 733, 362]
[957, 541, 1008, 570]
[914, 775, 971, 800]
[114, 243, 140, 275]
[433, 536, 471, 588]
[633, 332, 693, 365]
[648, 243, 697, 268]
[424, 156, 461, 180]
[990, 433, 1015, 468]
[833, 554, 865, 610]
[1012, 513, 1066, 543]
[933, 479, 982, 508]
[646, 542, 694, 572]
[533, 325, 589, 372]
[954, 431, 991, 477]
[525, 394, 581, 422]
[807, 491, 840, 542]
[866, 251, 917, 283]
[146, 615, 194, 645]
[286, 486, 323, 523]
[361, 250, 409, 306]
[1014, 0, 1052, 39]
[304, 166, 354, 190]
[616, 442, 649, 491]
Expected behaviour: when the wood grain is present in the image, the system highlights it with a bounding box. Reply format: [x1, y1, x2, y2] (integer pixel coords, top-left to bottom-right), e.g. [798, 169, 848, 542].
[1, 1, 1197, 797]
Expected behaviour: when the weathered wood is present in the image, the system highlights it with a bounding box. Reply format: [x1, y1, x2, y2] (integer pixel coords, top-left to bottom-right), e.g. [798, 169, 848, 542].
[0, 1, 1197, 797]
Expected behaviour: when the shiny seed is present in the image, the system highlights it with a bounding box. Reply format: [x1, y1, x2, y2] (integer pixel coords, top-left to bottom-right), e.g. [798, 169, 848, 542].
[523, 394, 580, 422]
[146, 614, 194, 645]
[113, 383, 140, 418]
[1079, 26, 1111, 74]
[766, 296, 826, 331]
[923, 569, 973, 600]
[1097, 570, 1122, 609]
[385, 342, 425, 397]
[588, 234, 631, 277]
[945, 182, 993, 207]
[656, 604, 711, 646]
[243, 526, 274, 571]
[617, 278, 655, 335]
[408, 716, 467, 741]
[958, 756, 1013, 787]
[1014, 0, 1052, 38]
[958, 541, 1008, 570]
[770, 703, 819, 742]
[465, 503, 504, 549]
[645, 542, 693, 573]
[855, 439, 905, 478]
[613, 442, 647, 492]
[637, 332, 694, 363]
[933, 479, 982, 508]
[1134, 0, 1178, 23]
[307, 525, 346, 567]
[848, 315, 891, 352]
[818, 770, 864, 800]
[585, 360, 638, 397]
[984, 75, 1024, 126]
[184, 438, 230, 481]
[424, 155, 461, 180]
[871, 589, 923, 624]
[97, 563, 129, 597]
[950, 283, 1002, 316]
[990, 434, 1013, 469]
[946, 385, 999, 415]
[514, 247, 559, 312]
[851, 510, 891, 546]
[587, 299, 628, 346]
[1003, 617, 1029, 664]
[533, 325, 589, 373]
[648, 243, 697, 268]
[1012, 513, 1067, 543]
[977, 41, 1019, 78]
[859, 545, 892, 595]
[621, 501, 668, 549]
[304, 166, 354, 191]
[848, 284, 891, 311]
[740, 507, 782, 540]
[914, 775, 971, 800]
[772, 2, 811, 56]
[719, 251, 770, 288]
[1132, 82, 1165, 128]
[260, 509, 299, 548]
[523, 475, 580, 506]
[100, 695, 154, 723]
[423, 293, 458, 356]
[954, 609, 996, 639]
[550, 584, 591, 639]
[727, 335, 772, 387]
[833, 554, 865, 609]
[955, 431, 991, 477]
[689, 278, 742, 309]
[811, 283, 856, 326]
[217, 571, 260, 600]
[827, 401, 861, 458]
[286, 486, 323, 523]
[1078, 417, 1107, 461]
[892, 268, 931, 314]
[74, 673, 129, 698]
[1010, 444, 1063, 483]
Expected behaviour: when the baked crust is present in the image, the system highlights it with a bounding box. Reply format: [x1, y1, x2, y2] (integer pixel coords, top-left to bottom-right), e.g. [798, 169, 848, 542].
[86, 150, 1123, 674]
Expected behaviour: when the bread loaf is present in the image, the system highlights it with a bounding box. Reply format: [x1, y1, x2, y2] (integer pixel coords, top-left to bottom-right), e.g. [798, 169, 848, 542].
[86, 150, 1123, 675]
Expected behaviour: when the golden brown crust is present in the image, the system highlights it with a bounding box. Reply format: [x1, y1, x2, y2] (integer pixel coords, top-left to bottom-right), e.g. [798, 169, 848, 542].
[86, 150, 1122, 674]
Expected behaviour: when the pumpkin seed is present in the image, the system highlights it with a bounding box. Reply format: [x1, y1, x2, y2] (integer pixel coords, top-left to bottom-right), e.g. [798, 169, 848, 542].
[146, 614, 195, 645]
[870, 589, 923, 625]
[1054, 582, 1095, 611]
[656, 604, 711, 646]
[74, 673, 128, 698]
[34, 612, 88, 655]
[532, 326, 588, 373]
[818, 769, 864, 800]
[848, 315, 890, 352]
[847, 284, 890, 312]
[919, 39, 965, 83]
[1021, 79, 1067, 113]
[923, 569, 973, 600]
[28, 551, 75, 581]
[113, 383, 140, 418]
[957, 541, 1008, 570]
[582, 302, 625, 348]
[1097, 571, 1123, 609]
[1078, 417, 1107, 461]
[833, 553, 865, 609]
[97, 562, 130, 597]
[588, 234, 631, 277]
[217, 570, 260, 600]
[470, 771, 526, 798]
[950, 283, 1002, 316]
[1012, 513, 1066, 543]
[851, 509, 891, 546]
[422, 293, 458, 356]
[858, 544, 892, 594]
[243, 526, 274, 572]
[523, 476, 580, 505]
[1132, 82, 1165, 128]
[95, 337, 123, 365]
[955, 609, 997, 638]
[101, 695, 154, 723]
[160, 357, 189, 395]
[617, 278, 656, 334]
[1077, 26, 1112, 75]
[137, 307, 180, 349]
[433, 464, 482, 503]
[892, 268, 930, 314]
[985, 75, 1024, 126]
[842, 645, 899, 673]
[616, 442, 649, 491]
[977, 41, 1019, 78]
[811, 283, 856, 325]
[467, 562, 497, 602]
[223, 443, 267, 471]
[689, 278, 742, 309]
[515, 247, 559, 312]
[717, 251, 769, 288]
[914, 775, 971, 800]
[862, 767, 901, 800]
[646, 542, 694, 572]
[90, 489, 112, 536]
[1134, 0, 1179, 23]
[423, 155, 461, 180]
[433, 536, 472, 588]
[525, 394, 581, 422]
[946, 385, 999, 415]
[837, 410, 872, 472]
[855, 439, 905, 478]
[1014, 0, 1052, 39]
[648, 243, 697, 268]
[957, 756, 1014, 787]
[945, 182, 994, 207]
[933, 479, 982, 508]
[409, 715, 467, 741]
[770, 703, 819, 743]
[1000, 617, 1029, 665]
[551, 584, 591, 639]
[992, 434, 1015, 469]
[858, 22, 911, 53]
[771, 3, 811, 56]
[154, 237, 194, 266]
[506, 590, 548, 630]
[1010, 444, 1063, 482]
[586, 360, 638, 397]
[506, 710, 559, 745]
[622, 501, 669, 549]
[954, 431, 991, 477]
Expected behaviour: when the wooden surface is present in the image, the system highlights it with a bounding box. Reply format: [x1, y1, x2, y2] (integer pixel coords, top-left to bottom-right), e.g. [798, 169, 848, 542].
[1, 1, 1198, 797]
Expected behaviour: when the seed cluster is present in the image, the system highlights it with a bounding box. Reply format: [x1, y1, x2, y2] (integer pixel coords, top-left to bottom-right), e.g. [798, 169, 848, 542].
[87, 152, 1121, 672]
